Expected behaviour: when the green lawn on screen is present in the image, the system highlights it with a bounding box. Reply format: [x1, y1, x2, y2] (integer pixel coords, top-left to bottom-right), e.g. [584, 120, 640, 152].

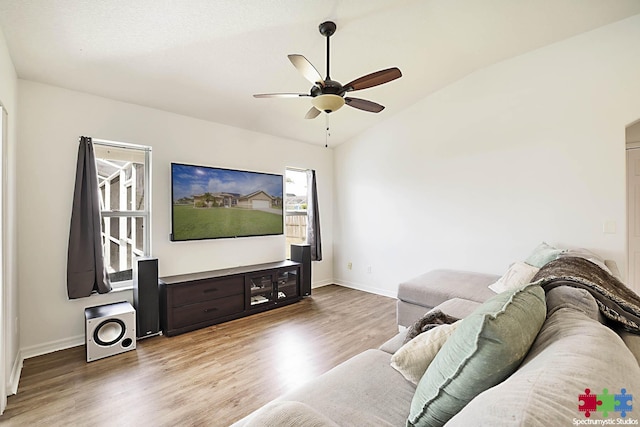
[172, 205, 283, 240]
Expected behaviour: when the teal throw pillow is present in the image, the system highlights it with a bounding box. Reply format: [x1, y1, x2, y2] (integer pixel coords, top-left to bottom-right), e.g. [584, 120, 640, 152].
[407, 283, 546, 427]
[524, 242, 563, 267]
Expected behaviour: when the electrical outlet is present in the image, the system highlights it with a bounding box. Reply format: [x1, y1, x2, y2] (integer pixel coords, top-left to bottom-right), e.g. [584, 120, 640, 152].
[347, 262, 352, 270]
[367, 266, 372, 273]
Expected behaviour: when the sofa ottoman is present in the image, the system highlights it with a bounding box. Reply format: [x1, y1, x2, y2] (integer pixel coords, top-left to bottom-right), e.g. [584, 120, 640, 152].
[396, 269, 498, 327]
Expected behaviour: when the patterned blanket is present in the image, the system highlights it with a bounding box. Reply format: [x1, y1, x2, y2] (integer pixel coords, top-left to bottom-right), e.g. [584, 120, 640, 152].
[532, 257, 640, 334]
[403, 309, 459, 344]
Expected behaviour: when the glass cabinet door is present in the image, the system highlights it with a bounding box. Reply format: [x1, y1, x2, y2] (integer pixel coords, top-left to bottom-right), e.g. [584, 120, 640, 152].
[248, 274, 274, 306]
[276, 268, 299, 300]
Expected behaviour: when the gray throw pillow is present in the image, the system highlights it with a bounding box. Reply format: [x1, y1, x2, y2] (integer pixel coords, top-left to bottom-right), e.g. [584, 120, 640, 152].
[545, 285, 600, 319]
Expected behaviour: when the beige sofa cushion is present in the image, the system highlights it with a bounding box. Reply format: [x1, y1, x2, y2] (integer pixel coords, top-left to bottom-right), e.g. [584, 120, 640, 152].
[488, 261, 539, 293]
[244, 401, 339, 427]
[391, 322, 460, 385]
[618, 329, 640, 367]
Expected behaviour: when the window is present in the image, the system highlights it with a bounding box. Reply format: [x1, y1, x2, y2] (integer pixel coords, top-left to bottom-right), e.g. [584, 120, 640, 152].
[285, 168, 308, 258]
[95, 141, 151, 288]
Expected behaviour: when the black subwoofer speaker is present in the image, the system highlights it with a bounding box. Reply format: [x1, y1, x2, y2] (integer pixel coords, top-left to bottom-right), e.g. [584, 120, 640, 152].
[291, 244, 311, 296]
[133, 257, 161, 339]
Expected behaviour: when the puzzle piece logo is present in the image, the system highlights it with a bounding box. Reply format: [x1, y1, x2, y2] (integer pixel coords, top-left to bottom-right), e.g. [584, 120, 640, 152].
[616, 388, 634, 418]
[579, 388, 601, 418]
[578, 388, 633, 418]
[597, 389, 616, 418]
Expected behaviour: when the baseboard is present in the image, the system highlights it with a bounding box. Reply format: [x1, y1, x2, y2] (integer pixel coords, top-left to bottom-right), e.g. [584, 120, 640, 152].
[21, 334, 84, 361]
[9, 335, 84, 395]
[311, 279, 333, 289]
[333, 279, 397, 299]
[7, 350, 22, 395]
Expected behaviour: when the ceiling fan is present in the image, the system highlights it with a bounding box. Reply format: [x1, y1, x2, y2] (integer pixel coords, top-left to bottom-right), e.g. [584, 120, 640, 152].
[253, 21, 402, 119]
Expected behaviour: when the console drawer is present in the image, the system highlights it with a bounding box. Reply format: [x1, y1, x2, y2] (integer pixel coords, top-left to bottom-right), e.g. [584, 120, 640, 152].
[171, 294, 244, 329]
[170, 276, 244, 307]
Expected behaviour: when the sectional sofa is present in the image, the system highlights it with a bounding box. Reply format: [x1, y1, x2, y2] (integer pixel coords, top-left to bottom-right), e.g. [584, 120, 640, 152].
[232, 246, 640, 426]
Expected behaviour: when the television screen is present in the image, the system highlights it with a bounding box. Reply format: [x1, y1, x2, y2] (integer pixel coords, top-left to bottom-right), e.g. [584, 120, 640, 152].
[170, 163, 284, 241]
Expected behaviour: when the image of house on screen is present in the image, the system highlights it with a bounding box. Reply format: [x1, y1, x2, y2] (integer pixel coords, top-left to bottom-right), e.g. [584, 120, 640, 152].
[192, 191, 282, 209]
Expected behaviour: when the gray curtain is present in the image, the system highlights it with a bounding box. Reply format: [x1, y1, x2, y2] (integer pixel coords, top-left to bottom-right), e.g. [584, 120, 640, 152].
[66, 136, 111, 299]
[306, 169, 322, 261]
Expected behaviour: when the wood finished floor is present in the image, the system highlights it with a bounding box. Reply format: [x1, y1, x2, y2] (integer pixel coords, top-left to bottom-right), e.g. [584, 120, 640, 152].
[0, 285, 397, 427]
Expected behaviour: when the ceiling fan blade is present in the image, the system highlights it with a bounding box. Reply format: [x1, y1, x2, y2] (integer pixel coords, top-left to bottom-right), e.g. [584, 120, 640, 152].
[343, 67, 402, 92]
[304, 106, 321, 119]
[288, 54, 324, 86]
[344, 97, 385, 113]
[253, 93, 309, 98]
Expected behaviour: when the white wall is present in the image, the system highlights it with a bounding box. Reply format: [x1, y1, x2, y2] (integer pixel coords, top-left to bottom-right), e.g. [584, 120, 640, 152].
[0, 25, 19, 404]
[334, 14, 640, 297]
[16, 81, 333, 356]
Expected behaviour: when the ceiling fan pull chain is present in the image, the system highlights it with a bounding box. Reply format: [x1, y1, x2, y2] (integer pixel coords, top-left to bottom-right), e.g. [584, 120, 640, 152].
[325, 114, 330, 148]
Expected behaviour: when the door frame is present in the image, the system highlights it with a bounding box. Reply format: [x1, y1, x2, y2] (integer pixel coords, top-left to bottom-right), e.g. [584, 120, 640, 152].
[626, 118, 640, 294]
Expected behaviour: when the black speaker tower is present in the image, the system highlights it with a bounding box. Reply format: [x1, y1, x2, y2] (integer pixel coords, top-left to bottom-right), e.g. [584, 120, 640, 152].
[291, 244, 312, 296]
[133, 257, 161, 339]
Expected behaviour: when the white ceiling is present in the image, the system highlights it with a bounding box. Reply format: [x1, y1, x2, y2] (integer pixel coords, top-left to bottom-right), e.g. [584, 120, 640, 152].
[1, 0, 640, 146]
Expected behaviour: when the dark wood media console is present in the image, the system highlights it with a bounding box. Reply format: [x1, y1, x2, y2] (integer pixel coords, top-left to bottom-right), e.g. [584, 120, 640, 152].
[159, 260, 302, 336]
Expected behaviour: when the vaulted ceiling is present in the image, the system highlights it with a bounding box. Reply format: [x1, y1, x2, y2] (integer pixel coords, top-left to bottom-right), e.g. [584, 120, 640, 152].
[1, 0, 639, 146]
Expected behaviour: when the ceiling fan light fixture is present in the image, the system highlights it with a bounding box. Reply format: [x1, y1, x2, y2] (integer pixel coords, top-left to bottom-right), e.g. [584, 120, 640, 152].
[311, 94, 345, 113]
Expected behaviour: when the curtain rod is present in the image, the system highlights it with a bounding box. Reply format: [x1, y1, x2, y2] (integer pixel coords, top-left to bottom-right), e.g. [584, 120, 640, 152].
[86, 137, 152, 152]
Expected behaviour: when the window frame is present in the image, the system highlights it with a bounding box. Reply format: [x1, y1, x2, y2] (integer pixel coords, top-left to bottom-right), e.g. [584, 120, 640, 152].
[285, 167, 308, 258]
[94, 139, 152, 290]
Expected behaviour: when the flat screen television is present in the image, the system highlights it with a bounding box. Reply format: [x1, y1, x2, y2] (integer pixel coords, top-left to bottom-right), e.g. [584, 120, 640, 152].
[170, 163, 284, 241]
